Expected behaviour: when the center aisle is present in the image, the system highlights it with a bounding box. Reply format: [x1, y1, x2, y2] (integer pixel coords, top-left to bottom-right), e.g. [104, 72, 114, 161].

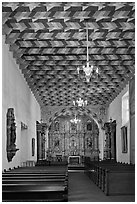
[68, 172, 135, 202]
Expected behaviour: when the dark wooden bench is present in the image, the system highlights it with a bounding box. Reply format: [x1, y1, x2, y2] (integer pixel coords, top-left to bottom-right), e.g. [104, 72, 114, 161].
[2, 172, 68, 178]
[100, 165, 135, 194]
[5, 165, 68, 173]
[2, 166, 68, 202]
[2, 174, 68, 185]
[2, 185, 68, 202]
[2, 171, 68, 174]
[3, 178, 67, 185]
[97, 163, 134, 190]
[2, 174, 67, 178]
[104, 168, 135, 195]
[97, 163, 129, 188]
[84, 158, 135, 196]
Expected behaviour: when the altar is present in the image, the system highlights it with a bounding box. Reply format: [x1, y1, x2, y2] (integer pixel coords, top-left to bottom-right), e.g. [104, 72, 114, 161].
[68, 156, 81, 165]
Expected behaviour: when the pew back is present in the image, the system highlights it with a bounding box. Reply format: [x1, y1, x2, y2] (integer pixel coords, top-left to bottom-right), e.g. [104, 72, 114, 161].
[2, 165, 68, 202]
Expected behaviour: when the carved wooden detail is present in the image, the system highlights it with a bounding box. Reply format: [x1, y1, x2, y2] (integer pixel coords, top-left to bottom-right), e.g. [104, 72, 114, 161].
[6, 108, 19, 162]
[103, 120, 116, 160]
[36, 121, 47, 161]
[48, 117, 99, 160]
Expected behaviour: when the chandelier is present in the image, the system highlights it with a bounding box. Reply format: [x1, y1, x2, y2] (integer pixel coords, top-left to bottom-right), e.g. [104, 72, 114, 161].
[73, 97, 87, 107]
[77, 23, 99, 82]
[70, 114, 81, 124]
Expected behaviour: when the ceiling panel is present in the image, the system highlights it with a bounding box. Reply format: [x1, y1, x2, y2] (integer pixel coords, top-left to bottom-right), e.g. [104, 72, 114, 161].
[2, 2, 135, 107]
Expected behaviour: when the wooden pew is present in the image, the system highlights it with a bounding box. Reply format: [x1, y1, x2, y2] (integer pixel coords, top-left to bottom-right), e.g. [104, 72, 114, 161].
[5, 165, 68, 172]
[2, 172, 68, 184]
[104, 168, 135, 196]
[97, 163, 134, 191]
[2, 175, 68, 184]
[2, 185, 68, 202]
[3, 178, 67, 185]
[2, 166, 68, 202]
[2, 173, 67, 176]
[3, 168, 67, 174]
[101, 165, 135, 194]
[84, 158, 135, 196]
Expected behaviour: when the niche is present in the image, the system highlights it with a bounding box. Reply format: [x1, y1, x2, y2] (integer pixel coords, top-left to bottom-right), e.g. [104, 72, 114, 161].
[55, 121, 59, 131]
[87, 120, 92, 131]
[6, 108, 19, 162]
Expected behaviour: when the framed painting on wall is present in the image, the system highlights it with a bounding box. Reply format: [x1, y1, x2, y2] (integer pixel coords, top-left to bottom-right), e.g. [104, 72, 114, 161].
[121, 126, 128, 153]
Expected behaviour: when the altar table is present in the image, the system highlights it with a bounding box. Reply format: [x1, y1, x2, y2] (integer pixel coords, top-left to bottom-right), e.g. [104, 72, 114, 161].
[68, 156, 80, 164]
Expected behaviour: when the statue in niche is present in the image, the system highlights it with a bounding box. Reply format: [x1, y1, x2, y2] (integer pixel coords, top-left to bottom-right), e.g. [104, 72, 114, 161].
[94, 124, 99, 135]
[71, 138, 77, 147]
[71, 122, 77, 131]
[87, 123, 92, 131]
[54, 138, 60, 153]
[86, 137, 92, 148]
[10, 122, 16, 144]
[55, 121, 59, 131]
[6, 108, 19, 162]
[87, 120, 92, 131]
[69, 136, 78, 155]
[54, 138, 60, 147]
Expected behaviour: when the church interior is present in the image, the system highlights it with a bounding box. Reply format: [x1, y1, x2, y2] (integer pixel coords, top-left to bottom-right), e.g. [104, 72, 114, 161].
[2, 2, 135, 202]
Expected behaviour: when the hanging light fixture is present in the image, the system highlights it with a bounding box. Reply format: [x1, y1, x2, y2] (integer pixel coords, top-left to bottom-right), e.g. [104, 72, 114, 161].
[73, 97, 87, 107]
[77, 22, 99, 82]
[70, 113, 81, 124]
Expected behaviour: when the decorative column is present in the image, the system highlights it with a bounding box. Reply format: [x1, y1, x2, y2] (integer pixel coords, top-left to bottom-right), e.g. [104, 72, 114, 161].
[45, 128, 49, 159]
[110, 120, 116, 160]
[103, 119, 116, 160]
[36, 121, 42, 161]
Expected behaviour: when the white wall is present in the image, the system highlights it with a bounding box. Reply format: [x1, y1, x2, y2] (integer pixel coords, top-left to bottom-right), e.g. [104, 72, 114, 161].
[2, 36, 41, 170]
[107, 85, 130, 163]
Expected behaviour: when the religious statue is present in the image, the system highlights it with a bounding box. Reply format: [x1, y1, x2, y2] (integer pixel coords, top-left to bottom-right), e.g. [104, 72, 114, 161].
[87, 137, 92, 148]
[55, 121, 59, 131]
[6, 108, 19, 162]
[54, 138, 60, 147]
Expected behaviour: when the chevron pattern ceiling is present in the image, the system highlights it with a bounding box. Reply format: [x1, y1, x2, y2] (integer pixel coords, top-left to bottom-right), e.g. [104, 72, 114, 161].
[2, 2, 135, 107]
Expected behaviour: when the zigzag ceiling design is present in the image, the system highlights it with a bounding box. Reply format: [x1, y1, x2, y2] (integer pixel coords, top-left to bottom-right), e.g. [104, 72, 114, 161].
[2, 2, 135, 107]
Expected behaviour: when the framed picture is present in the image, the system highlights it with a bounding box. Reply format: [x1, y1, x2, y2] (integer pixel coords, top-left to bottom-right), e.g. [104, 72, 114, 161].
[121, 126, 128, 153]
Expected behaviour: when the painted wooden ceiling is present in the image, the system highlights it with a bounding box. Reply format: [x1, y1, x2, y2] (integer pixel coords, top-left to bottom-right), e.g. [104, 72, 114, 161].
[2, 2, 135, 107]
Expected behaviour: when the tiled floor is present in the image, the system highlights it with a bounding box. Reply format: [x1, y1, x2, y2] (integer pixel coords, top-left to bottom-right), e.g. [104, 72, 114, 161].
[68, 172, 135, 202]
